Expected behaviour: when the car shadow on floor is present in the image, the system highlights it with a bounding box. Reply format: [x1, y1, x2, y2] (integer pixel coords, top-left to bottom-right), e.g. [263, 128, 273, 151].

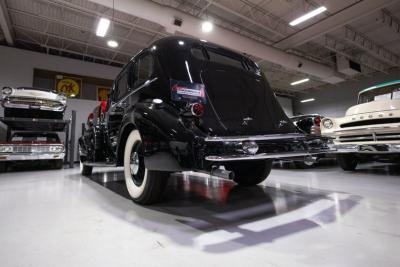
[78, 170, 361, 253]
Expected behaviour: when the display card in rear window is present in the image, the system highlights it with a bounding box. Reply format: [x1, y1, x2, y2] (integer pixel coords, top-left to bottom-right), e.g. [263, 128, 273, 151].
[170, 79, 206, 104]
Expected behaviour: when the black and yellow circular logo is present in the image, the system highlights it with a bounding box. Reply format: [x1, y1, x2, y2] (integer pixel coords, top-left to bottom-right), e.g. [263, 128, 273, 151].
[56, 78, 80, 97]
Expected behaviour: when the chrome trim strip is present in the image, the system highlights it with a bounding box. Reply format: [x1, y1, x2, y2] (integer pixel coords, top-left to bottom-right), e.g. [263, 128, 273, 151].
[111, 77, 158, 109]
[204, 133, 307, 142]
[333, 124, 400, 134]
[205, 150, 333, 161]
[0, 153, 65, 161]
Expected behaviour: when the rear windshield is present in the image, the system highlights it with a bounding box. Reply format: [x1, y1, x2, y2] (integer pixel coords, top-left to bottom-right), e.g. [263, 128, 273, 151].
[191, 47, 260, 73]
[11, 133, 60, 142]
[358, 82, 400, 104]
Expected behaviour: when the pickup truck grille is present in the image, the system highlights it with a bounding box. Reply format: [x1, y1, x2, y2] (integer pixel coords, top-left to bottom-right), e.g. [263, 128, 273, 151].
[8, 97, 63, 108]
[338, 133, 400, 143]
[340, 118, 400, 128]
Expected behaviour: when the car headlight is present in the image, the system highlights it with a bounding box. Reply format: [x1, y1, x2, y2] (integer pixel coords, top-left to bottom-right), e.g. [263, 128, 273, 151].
[49, 145, 64, 153]
[0, 146, 13, 153]
[323, 119, 333, 129]
[2, 87, 13, 96]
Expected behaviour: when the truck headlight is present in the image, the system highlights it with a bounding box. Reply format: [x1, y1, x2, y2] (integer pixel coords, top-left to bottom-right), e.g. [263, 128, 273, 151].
[0, 146, 13, 153]
[49, 145, 64, 153]
[2, 87, 13, 96]
[323, 119, 333, 129]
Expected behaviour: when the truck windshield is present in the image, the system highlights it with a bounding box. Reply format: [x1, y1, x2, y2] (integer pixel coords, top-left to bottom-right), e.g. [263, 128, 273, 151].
[358, 81, 400, 104]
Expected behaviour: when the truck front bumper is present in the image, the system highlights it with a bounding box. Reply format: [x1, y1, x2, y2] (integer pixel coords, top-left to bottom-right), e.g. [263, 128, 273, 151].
[334, 143, 400, 154]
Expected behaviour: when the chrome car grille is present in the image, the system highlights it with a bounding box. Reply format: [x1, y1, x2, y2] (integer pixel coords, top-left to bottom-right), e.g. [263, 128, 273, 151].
[7, 97, 64, 108]
[6, 145, 63, 153]
[338, 133, 400, 143]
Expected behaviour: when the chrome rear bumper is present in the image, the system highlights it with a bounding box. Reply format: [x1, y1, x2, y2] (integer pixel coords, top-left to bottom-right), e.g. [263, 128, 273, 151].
[205, 150, 333, 161]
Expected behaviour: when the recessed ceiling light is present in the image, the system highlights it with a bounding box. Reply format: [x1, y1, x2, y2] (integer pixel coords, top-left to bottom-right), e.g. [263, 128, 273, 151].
[96, 18, 110, 37]
[107, 40, 118, 48]
[291, 78, 310, 86]
[201, 21, 213, 33]
[289, 6, 327, 26]
[301, 98, 315, 103]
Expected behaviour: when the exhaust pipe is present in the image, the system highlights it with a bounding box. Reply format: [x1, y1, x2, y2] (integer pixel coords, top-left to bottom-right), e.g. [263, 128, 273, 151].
[211, 167, 235, 180]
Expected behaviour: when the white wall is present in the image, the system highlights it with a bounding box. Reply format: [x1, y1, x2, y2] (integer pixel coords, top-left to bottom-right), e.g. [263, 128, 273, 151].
[294, 68, 400, 118]
[0, 46, 121, 89]
[276, 96, 293, 117]
[0, 45, 122, 160]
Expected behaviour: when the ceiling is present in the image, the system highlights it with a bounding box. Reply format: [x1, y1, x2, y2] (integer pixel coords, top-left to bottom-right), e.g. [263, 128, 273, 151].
[0, 0, 399, 96]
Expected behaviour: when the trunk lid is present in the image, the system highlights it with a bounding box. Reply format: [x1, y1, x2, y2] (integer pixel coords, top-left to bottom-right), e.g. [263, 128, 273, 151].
[200, 66, 296, 136]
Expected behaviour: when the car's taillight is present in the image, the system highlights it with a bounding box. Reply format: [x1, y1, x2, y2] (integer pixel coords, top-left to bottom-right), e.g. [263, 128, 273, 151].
[87, 113, 94, 126]
[190, 103, 204, 117]
[314, 116, 321, 126]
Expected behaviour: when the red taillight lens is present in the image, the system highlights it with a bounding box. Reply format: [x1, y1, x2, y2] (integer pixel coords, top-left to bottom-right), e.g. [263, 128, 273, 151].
[100, 100, 107, 113]
[314, 116, 321, 126]
[191, 103, 204, 117]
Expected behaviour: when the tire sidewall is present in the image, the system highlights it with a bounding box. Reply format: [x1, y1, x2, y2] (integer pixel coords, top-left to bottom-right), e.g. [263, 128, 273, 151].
[124, 130, 148, 199]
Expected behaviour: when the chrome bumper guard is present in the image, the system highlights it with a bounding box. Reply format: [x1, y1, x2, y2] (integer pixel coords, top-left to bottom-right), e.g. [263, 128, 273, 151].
[0, 153, 65, 161]
[335, 144, 400, 154]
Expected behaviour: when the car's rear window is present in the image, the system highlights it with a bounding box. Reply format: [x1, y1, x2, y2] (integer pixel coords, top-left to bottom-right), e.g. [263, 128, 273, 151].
[191, 47, 260, 74]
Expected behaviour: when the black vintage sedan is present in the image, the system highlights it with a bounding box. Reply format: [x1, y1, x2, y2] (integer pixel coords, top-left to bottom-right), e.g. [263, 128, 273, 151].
[79, 36, 334, 204]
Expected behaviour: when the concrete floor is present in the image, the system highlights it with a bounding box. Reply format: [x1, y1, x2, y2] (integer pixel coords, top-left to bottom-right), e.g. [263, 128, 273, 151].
[0, 163, 399, 267]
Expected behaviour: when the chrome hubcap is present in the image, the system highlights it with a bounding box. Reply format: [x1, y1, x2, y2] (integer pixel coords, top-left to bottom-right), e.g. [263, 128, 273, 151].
[130, 151, 140, 176]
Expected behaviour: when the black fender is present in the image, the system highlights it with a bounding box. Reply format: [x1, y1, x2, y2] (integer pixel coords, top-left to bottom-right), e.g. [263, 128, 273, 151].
[116, 101, 203, 171]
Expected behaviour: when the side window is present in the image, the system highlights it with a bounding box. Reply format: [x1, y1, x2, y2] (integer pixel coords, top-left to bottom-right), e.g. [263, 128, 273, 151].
[116, 70, 128, 100]
[133, 54, 154, 88]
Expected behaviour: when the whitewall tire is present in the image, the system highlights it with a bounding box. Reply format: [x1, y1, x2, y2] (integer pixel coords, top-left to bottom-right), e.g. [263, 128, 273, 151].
[123, 130, 169, 204]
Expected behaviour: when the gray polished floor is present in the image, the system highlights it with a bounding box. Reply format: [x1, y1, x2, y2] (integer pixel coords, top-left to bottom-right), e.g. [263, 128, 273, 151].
[0, 162, 399, 267]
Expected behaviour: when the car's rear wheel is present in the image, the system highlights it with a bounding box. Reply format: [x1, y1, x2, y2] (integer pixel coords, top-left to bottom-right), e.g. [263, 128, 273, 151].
[225, 160, 272, 186]
[80, 158, 93, 176]
[336, 154, 358, 171]
[123, 130, 169, 205]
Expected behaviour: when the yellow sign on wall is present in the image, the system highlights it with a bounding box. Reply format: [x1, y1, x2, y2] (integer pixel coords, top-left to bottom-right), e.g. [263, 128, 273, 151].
[56, 77, 81, 97]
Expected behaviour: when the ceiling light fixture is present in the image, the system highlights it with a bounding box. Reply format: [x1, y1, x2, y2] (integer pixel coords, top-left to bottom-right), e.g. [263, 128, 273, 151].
[96, 18, 110, 37]
[301, 98, 315, 103]
[107, 40, 118, 48]
[289, 6, 327, 26]
[201, 21, 213, 33]
[291, 78, 310, 86]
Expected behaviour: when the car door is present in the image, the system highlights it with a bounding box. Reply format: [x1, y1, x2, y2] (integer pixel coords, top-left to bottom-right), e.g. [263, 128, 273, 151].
[106, 62, 133, 154]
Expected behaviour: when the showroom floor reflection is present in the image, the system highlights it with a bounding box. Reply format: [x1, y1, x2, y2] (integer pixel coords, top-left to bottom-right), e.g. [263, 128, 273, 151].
[87, 169, 361, 253]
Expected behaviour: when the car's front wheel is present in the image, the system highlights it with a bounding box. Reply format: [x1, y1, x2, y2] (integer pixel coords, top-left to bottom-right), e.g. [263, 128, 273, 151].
[336, 154, 358, 171]
[225, 160, 272, 186]
[123, 130, 169, 205]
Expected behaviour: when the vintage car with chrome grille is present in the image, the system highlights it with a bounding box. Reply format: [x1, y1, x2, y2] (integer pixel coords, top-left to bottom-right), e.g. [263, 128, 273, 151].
[0, 132, 65, 170]
[78, 36, 334, 205]
[321, 80, 400, 171]
[1, 87, 67, 119]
